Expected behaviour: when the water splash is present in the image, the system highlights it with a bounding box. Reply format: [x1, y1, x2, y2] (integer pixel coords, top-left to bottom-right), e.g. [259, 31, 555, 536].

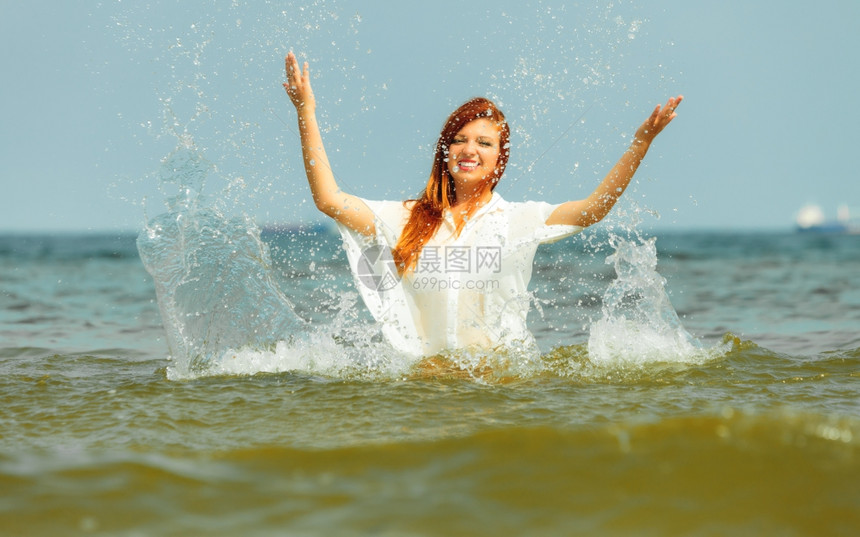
[137, 136, 428, 380]
[587, 235, 728, 367]
[137, 139, 311, 378]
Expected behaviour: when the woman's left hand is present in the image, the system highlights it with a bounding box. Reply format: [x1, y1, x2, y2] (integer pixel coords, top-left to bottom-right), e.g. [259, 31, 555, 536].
[634, 95, 683, 144]
[547, 94, 685, 227]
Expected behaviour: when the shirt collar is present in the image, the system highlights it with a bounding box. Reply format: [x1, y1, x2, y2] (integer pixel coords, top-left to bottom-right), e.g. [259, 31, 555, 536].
[443, 191, 505, 227]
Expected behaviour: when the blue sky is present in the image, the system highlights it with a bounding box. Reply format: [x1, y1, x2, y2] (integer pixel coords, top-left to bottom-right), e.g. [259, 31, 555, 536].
[2, 1, 858, 232]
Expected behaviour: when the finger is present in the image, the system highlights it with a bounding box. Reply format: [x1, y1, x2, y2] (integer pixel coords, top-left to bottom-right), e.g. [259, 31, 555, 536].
[660, 97, 680, 123]
[664, 103, 676, 121]
[288, 60, 305, 94]
[287, 53, 301, 81]
[285, 52, 295, 77]
[649, 104, 661, 127]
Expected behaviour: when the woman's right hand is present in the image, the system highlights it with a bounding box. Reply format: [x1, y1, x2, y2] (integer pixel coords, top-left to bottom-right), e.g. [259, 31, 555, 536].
[283, 52, 315, 111]
[281, 51, 375, 236]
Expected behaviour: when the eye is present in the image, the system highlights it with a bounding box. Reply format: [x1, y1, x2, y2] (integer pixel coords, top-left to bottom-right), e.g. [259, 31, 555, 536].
[451, 137, 465, 145]
[479, 140, 494, 147]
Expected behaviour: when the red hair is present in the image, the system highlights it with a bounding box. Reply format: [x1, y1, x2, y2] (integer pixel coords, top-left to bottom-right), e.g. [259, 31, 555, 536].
[392, 97, 511, 275]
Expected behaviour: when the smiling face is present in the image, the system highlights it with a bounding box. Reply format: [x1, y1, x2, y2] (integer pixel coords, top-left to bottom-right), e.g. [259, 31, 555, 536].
[446, 118, 502, 202]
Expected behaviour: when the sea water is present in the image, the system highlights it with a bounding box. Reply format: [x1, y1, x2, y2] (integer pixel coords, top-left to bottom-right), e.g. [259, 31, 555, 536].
[2, 200, 859, 535]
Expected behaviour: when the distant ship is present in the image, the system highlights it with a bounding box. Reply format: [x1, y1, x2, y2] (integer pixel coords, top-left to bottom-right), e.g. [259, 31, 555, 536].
[796, 204, 860, 234]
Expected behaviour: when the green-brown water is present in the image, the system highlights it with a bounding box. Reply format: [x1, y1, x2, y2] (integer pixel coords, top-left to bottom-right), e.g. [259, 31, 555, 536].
[2, 229, 858, 536]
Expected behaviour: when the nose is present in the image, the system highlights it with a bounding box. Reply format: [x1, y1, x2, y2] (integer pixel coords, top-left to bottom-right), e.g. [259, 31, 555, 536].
[461, 140, 478, 156]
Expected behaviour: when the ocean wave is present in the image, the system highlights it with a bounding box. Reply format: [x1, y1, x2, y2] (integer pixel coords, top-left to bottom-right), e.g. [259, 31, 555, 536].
[2, 411, 857, 536]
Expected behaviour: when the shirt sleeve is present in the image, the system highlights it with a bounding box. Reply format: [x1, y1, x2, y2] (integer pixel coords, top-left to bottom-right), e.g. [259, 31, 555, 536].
[518, 201, 583, 245]
[334, 198, 422, 356]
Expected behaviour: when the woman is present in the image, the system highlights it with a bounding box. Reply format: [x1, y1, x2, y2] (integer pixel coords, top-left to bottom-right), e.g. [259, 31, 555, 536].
[283, 51, 682, 358]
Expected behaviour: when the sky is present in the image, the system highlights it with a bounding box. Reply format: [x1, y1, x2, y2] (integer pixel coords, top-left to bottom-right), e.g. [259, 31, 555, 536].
[1, 0, 858, 233]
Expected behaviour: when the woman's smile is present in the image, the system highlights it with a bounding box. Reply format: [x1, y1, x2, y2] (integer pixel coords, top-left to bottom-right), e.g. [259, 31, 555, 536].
[454, 159, 478, 172]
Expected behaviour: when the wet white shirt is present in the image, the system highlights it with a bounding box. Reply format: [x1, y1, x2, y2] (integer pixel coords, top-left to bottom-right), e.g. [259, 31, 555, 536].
[337, 192, 582, 357]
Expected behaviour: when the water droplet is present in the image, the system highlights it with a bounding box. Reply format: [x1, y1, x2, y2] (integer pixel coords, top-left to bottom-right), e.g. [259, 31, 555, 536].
[309, 159, 316, 166]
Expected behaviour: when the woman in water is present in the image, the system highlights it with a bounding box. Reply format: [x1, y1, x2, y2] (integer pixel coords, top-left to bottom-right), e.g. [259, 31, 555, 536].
[283, 51, 682, 360]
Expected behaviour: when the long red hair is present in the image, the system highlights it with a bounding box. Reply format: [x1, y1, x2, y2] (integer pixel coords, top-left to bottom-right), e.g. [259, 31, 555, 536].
[392, 97, 511, 275]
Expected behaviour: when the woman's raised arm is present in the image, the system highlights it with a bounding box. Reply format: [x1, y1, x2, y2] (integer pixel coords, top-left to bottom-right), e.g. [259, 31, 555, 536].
[547, 95, 683, 227]
[284, 52, 375, 235]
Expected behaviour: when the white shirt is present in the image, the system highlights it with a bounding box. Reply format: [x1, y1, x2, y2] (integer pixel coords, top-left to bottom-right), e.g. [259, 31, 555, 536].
[337, 192, 582, 357]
